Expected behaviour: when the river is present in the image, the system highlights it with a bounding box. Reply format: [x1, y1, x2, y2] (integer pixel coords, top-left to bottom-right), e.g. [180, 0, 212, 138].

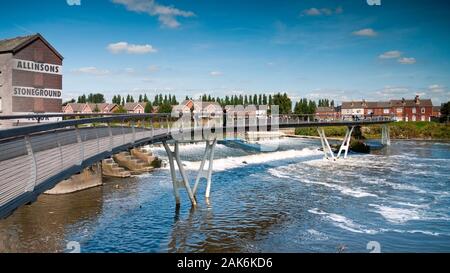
[0, 138, 449, 253]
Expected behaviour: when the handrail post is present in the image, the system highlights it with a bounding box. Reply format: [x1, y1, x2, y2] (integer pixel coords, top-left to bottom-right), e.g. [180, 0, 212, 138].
[75, 125, 84, 165]
[24, 135, 37, 192]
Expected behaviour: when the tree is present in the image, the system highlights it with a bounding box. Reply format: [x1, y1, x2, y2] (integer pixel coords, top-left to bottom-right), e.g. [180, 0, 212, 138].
[121, 98, 125, 106]
[77, 94, 86, 103]
[143, 94, 149, 102]
[144, 101, 153, 113]
[441, 101, 450, 123]
[62, 98, 75, 106]
[158, 102, 173, 113]
[138, 94, 143, 102]
[171, 95, 178, 105]
[93, 104, 100, 113]
[273, 93, 292, 114]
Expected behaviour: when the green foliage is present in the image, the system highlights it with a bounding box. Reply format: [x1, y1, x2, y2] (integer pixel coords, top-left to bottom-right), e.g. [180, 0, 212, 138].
[78, 93, 105, 103]
[295, 126, 347, 137]
[144, 101, 153, 113]
[158, 102, 173, 113]
[296, 122, 450, 140]
[272, 92, 292, 114]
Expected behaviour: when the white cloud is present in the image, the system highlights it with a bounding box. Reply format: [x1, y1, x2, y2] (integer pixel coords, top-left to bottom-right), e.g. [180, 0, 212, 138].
[352, 28, 378, 37]
[210, 71, 223, 77]
[398, 57, 416, 65]
[301, 7, 343, 16]
[428, 84, 445, 93]
[67, 0, 81, 6]
[148, 65, 159, 72]
[107, 42, 157, 54]
[112, 0, 195, 28]
[124, 68, 135, 73]
[377, 86, 410, 96]
[72, 67, 110, 75]
[379, 50, 402, 59]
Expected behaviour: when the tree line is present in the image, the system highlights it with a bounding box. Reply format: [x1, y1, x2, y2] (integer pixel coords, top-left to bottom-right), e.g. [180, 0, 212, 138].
[70, 92, 337, 115]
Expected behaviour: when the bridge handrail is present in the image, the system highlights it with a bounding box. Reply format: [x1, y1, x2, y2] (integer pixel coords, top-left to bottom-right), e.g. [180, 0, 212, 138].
[0, 113, 395, 140]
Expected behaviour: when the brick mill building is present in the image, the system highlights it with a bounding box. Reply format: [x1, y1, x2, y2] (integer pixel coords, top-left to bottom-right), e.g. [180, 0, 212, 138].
[0, 33, 63, 115]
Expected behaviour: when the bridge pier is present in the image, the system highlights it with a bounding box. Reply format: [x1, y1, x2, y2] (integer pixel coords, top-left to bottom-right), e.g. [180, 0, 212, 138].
[317, 128, 336, 161]
[45, 163, 103, 195]
[318, 126, 355, 160]
[381, 124, 391, 146]
[337, 126, 355, 159]
[163, 141, 197, 207]
[193, 139, 217, 200]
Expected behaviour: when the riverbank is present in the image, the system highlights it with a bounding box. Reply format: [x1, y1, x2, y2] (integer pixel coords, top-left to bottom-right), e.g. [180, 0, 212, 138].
[294, 122, 450, 140]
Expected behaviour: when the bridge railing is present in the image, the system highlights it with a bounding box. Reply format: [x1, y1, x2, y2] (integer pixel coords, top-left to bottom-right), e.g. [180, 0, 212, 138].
[0, 112, 394, 218]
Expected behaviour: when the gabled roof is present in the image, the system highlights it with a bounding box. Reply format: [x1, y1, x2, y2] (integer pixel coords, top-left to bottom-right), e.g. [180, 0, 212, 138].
[341, 101, 366, 109]
[124, 102, 146, 111]
[0, 33, 63, 60]
[390, 99, 433, 107]
[66, 103, 85, 112]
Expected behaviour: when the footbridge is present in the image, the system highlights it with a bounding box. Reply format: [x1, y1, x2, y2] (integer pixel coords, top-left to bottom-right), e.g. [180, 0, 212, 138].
[0, 113, 393, 218]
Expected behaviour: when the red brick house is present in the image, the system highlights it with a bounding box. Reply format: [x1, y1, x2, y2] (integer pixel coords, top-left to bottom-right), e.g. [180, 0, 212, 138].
[364, 101, 391, 116]
[315, 106, 339, 120]
[390, 96, 433, 121]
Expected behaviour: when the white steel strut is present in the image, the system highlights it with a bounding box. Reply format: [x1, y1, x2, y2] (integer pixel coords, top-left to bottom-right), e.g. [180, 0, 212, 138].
[163, 139, 217, 206]
[337, 126, 355, 159]
[318, 126, 355, 161]
[381, 124, 391, 146]
[317, 128, 336, 161]
[193, 139, 217, 199]
[163, 141, 197, 206]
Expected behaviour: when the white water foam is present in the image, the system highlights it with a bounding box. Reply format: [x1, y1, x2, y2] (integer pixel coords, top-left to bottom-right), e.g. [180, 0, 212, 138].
[308, 208, 378, 234]
[269, 166, 377, 198]
[163, 148, 322, 172]
[369, 204, 421, 224]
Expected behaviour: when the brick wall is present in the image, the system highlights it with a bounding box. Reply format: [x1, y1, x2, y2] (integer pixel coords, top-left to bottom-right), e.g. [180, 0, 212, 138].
[11, 38, 62, 113]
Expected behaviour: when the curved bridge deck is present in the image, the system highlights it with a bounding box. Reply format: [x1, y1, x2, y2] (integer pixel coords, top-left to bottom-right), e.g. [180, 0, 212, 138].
[0, 113, 393, 218]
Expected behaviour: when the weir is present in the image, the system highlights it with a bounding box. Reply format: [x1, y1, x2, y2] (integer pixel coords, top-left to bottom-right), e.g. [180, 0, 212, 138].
[0, 113, 393, 218]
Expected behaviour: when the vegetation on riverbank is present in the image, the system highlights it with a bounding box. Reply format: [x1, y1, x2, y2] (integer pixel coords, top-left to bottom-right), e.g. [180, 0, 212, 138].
[295, 122, 450, 140]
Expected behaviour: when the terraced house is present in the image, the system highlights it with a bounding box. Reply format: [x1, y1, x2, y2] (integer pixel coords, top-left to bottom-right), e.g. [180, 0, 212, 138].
[340, 96, 434, 122]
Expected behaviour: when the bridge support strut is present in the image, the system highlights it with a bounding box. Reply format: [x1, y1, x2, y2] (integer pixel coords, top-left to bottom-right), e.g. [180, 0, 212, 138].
[163, 141, 197, 207]
[317, 128, 336, 161]
[337, 126, 355, 159]
[381, 125, 391, 146]
[193, 139, 217, 200]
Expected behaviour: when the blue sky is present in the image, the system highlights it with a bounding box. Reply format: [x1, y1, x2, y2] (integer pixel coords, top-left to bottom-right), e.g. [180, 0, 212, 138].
[1, 0, 449, 104]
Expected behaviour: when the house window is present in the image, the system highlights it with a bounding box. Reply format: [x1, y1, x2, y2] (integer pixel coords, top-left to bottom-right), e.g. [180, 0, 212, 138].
[397, 108, 403, 113]
[421, 115, 425, 121]
[383, 109, 390, 114]
[412, 108, 416, 114]
[421, 107, 426, 114]
[412, 115, 416, 121]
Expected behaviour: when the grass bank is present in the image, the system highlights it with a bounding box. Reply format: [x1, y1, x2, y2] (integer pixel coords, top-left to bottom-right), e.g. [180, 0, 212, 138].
[294, 122, 450, 140]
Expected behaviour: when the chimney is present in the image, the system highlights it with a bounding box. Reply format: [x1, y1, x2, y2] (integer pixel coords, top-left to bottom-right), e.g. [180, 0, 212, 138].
[401, 97, 406, 105]
[414, 95, 420, 104]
